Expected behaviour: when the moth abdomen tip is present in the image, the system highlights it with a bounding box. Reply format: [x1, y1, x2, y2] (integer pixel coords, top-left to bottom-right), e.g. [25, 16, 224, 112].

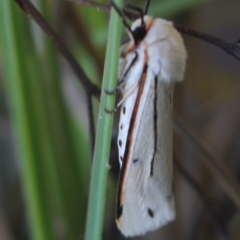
[116, 204, 123, 219]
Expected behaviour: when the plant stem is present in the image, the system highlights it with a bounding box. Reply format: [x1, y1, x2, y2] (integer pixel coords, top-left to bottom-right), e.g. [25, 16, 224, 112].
[84, 1, 123, 240]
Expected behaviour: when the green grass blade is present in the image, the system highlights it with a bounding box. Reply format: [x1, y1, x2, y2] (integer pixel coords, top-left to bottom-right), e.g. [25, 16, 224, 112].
[85, 1, 123, 240]
[0, 1, 54, 240]
[25, 1, 91, 237]
[0, 1, 91, 239]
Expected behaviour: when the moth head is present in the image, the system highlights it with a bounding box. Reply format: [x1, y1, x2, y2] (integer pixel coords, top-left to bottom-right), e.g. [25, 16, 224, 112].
[130, 16, 154, 44]
[130, 15, 173, 45]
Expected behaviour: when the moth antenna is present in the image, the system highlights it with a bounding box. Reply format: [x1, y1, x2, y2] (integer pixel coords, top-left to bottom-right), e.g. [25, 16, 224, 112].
[144, 0, 151, 15]
[111, 1, 133, 37]
[126, 5, 145, 26]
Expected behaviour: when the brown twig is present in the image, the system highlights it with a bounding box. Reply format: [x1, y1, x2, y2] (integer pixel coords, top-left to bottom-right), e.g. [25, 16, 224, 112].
[68, 0, 110, 12]
[14, 0, 100, 97]
[68, 0, 240, 62]
[175, 24, 240, 61]
[67, 5, 104, 75]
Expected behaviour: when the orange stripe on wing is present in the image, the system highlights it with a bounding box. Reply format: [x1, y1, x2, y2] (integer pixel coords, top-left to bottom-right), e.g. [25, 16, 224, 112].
[116, 49, 149, 219]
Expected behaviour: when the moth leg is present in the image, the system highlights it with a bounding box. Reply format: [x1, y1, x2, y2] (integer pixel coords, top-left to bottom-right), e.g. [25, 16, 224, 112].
[104, 51, 138, 95]
[105, 81, 139, 114]
[104, 107, 118, 114]
[116, 81, 139, 108]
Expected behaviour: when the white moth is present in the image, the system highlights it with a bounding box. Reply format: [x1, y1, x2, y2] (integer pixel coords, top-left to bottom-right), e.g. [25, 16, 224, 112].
[115, 14, 187, 237]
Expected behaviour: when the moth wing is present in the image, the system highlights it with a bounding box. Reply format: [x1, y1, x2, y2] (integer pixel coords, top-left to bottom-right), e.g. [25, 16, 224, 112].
[116, 68, 175, 237]
[117, 50, 146, 167]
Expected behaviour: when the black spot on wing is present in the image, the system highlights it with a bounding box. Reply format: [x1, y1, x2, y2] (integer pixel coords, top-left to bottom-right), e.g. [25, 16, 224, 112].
[133, 158, 139, 163]
[123, 106, 126, 114]
[119, 140, 122, 147]
[120, 156, 123, 162]
[148, 208, 154, 218]
[120, 124, 123, 130]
